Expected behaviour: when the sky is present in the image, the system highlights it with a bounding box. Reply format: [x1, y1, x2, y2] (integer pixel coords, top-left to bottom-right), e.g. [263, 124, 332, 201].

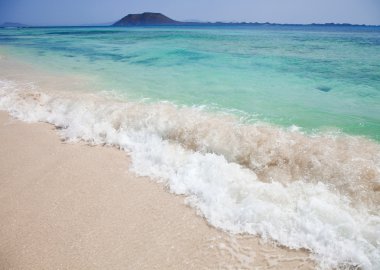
[0, 0, 379, 26]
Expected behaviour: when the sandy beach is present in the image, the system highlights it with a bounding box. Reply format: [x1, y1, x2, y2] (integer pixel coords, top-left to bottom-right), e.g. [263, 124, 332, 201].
[0, 111, 314, 269]
[1, 2, 380, 268]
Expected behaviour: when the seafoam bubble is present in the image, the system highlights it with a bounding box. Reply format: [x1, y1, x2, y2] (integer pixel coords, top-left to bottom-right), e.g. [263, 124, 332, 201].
[0, 79, 379, 269]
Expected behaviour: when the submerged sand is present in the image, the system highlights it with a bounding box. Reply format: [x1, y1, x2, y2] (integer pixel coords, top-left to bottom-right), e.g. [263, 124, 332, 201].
[0, 112, 314, 269]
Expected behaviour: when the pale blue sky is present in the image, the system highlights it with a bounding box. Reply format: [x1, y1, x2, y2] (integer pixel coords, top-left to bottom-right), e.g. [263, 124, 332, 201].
[0, 0, 379, 26]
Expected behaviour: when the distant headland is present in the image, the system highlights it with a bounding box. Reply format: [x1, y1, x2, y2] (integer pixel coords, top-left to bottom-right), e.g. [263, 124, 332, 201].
[0, 22, 28, 28]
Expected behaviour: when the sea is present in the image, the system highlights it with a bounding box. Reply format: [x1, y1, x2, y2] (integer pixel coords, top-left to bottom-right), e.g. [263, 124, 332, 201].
[0, 25, 379, 269]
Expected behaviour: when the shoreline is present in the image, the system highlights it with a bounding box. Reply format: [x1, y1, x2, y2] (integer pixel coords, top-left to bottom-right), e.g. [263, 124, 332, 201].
[0, 111, 314, 269]
[1, 48, 379, 269]
[1, 50, 379, 269]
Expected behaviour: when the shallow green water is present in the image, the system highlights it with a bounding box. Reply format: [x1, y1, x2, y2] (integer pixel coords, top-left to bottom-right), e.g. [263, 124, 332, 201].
[1, 26, 379, 139]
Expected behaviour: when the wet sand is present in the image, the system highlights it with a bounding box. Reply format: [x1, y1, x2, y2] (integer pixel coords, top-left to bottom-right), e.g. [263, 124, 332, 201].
[0, 111, 314, 269]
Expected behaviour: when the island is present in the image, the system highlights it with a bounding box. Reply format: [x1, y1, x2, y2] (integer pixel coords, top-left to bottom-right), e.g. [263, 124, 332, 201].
[112, 12, 380, 28]
[113, 12, 180, 26]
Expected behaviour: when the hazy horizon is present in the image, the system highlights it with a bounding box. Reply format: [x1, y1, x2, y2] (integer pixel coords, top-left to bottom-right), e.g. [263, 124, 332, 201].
[1, 0, 380, 26]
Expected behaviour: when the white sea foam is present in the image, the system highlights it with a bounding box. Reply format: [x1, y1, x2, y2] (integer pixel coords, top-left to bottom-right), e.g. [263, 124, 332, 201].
[1, 79, 379, 269]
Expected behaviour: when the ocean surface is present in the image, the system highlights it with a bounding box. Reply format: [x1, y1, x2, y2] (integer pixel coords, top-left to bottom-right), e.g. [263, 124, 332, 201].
[0, 25, 379, 269]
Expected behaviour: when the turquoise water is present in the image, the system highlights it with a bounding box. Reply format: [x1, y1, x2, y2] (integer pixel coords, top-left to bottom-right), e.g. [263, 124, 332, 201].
[1, 26, 380, 139]
[1, 26, 380, 268]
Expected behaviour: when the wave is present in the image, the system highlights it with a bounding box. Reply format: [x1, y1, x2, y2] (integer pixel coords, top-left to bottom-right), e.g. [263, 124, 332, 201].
[1, 79, 379, 269]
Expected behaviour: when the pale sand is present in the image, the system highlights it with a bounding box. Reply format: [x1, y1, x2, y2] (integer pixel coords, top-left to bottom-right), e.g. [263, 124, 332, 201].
[0, 111, 314, 269]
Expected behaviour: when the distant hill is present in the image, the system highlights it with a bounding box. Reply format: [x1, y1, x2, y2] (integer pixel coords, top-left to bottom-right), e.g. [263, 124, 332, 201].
[113, 12, 180, 26]
[112, 13, 380, 28]
[0, 22, 28, 28]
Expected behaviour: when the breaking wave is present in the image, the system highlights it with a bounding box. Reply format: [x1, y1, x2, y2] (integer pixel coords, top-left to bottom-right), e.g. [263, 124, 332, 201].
[1, 79, 379, 269]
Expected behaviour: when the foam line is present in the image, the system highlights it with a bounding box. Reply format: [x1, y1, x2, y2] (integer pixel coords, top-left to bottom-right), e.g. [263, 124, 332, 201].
[1, 79, 379, 269]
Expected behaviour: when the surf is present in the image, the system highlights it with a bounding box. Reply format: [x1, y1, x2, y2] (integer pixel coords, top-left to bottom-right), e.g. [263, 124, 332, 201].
[1, 79, 379, 269]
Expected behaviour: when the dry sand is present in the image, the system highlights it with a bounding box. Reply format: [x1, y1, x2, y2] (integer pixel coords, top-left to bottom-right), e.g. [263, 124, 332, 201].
[0, 111, 314, 269]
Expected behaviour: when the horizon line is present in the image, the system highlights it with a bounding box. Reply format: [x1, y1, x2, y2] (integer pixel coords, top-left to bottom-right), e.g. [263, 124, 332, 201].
[2, 20, 380, 28]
